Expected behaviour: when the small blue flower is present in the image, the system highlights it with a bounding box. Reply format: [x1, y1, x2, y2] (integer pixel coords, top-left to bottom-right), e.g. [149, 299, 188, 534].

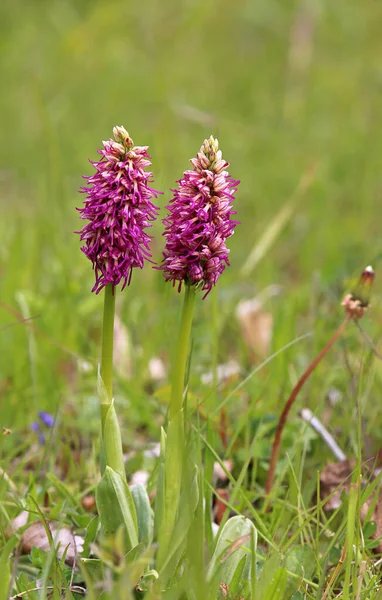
[38, 411, 54, 428]
[31, 412, 55, 446]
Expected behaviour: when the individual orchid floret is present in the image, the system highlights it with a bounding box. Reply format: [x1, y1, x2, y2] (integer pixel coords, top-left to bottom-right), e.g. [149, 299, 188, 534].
[160, 136, 239, 298]
[77, 126, 161, 293]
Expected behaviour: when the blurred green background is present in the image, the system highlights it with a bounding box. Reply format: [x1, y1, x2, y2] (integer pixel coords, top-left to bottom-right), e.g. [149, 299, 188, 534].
[1, 0, 382, 436]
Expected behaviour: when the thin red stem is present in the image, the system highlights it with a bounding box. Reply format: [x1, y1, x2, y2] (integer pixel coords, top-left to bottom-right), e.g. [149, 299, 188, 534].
[265, 315, 351, 497]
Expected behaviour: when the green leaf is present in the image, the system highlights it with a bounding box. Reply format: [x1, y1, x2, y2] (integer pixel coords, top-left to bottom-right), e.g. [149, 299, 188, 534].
[96, 466, 138, 552]
[154, 427, 166, 539]
[263, 567, 288, 600]
[254, 552, 280, 598]
[82, 515, 99, 557]
[207, 515, 257, 589]
[229, 554, 247, 595]
[162, 462, 200, 571]
[11, 573, 39, 599]
[0, 536, 17, 600]
[46, 473, 78, 507]
[363, 520, 377, 539]
[125, 542, 146, 565]
[136, 569, 159, 592]
[130, 483, 153, 548]
[284, 545, 316, 597]
[80, 558, 104, 582]
[30, 546, 46, 569]
[204, 423, 216, 556]
[102, 400, 126, 480]
[157, 410, 184, 569]
[98, 370, 126, 479]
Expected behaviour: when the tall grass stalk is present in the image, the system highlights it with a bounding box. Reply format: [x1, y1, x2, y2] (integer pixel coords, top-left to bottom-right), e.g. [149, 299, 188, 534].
[265, 314, 351, 497]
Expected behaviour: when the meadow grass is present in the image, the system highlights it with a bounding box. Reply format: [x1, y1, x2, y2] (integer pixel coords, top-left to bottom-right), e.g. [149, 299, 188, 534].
[1, 0, 382, 598]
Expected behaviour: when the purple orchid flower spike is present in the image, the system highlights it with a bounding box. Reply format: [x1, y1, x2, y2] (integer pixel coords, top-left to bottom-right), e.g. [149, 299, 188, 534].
[77, 126, 161, 293]
[160, 136, 239, 298]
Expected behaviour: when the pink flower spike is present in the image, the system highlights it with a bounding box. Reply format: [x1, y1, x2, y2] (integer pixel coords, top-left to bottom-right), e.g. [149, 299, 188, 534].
[159, 136, 239, 298]
[77, 126, 161, 293]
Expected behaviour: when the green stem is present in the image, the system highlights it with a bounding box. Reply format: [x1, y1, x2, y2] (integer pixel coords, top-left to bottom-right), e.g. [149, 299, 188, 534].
[157, 285, 196, 575]
[211, 287, 219, 398]
[101, 283, 116, 404]
[170, 285, 196, 419]
[98, 284, 125, 479]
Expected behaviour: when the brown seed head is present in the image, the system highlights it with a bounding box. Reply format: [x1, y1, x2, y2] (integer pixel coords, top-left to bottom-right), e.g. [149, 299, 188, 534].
[342, 265, 374, 320]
